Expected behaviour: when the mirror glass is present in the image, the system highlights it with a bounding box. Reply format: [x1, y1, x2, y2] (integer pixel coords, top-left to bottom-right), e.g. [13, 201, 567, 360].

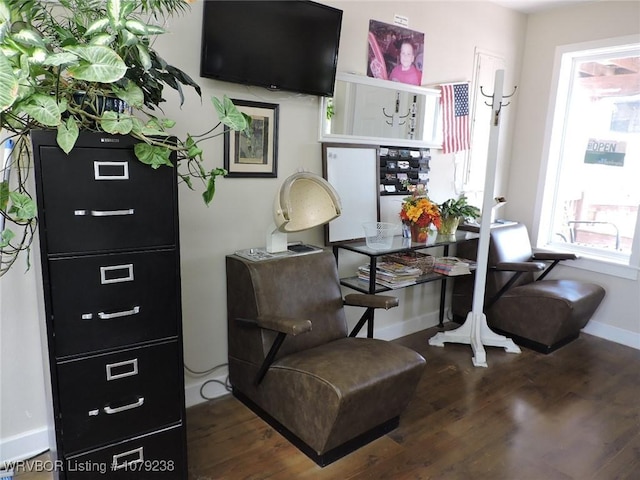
[320, 73, 441, 148]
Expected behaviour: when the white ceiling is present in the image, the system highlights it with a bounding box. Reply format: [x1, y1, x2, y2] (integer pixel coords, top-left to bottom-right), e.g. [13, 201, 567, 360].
[491, 0, 595, 14]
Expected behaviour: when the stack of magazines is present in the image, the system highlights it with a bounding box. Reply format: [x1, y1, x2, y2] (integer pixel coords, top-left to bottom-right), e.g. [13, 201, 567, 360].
[358, 261, 423, 288]
[433, 257, 476, 276]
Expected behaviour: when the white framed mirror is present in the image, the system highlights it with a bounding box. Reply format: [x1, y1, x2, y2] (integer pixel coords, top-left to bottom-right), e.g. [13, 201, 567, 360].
[319, 72, 442, 148]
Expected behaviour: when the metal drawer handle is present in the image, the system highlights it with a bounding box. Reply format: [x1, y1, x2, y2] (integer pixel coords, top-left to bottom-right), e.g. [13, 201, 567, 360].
[103, 396, 144, 415]
[106, 358, 139, 381]
[112, 446, 144, 470]
[100, 263, 134, 284]
[90, 209, 135, 217]
[98, 305, 140, 320]
[94, 161, 129, 180]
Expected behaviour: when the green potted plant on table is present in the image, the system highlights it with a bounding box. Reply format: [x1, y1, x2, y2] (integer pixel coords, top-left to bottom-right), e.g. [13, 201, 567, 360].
[0, 0, 248, 276]
[438, 194, 481, 236]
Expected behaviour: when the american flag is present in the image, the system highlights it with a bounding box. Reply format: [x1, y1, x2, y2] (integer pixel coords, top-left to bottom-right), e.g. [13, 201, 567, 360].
[441, 83, 470, 154]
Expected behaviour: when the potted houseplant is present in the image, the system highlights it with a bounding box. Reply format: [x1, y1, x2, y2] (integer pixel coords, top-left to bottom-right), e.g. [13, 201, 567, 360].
[438, 194, 481, 236]
[0, 0, 248, 276]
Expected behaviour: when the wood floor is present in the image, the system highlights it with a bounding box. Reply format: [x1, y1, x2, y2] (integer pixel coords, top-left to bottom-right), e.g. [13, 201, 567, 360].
[12, 325, 640, 479]
[187, 325, 640, 480]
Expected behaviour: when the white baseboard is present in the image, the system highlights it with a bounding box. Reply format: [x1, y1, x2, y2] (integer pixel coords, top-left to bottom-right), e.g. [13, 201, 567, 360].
[375, 311, 640, 352]
[376, 310, 640, 352]
[184, 372, 231, 408]
[371, 310, 440, 341]
[582, 320, 640, 350]
[0, 427, 48, 465]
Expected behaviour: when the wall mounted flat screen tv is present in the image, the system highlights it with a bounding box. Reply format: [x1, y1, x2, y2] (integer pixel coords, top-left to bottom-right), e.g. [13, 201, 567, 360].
[200, 0, 343, 97]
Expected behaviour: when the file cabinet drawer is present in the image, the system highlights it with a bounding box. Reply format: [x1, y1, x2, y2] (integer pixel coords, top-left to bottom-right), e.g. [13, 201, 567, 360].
[34, 141, 176, 255]
[48, 250, 179, 358]
[65, 425, 186, 479]
[57, 341, 183, 454]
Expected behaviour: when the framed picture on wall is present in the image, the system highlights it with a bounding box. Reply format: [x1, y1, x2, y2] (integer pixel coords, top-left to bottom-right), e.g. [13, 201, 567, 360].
[224, 99, 279, 177]
[367, 19, 425, 86]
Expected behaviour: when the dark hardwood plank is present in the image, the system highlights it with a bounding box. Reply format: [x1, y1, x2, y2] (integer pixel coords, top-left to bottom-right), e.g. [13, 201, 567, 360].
[186, 327, 640, 480]
[13, 325, 640, 480]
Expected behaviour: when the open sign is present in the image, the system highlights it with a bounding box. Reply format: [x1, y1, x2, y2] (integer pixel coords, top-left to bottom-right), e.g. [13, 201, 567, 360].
[584, 139, 626, 166]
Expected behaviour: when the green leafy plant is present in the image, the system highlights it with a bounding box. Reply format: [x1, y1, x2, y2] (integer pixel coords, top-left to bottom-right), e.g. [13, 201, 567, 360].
[438, 194, 481, 221]
[325, 98, 334, 120]
[0, 0, 249, 276]
[437, 194, 480, 235]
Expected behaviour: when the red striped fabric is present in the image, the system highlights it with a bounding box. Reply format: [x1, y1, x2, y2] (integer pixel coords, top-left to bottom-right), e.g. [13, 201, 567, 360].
[441, 83, 470, 154]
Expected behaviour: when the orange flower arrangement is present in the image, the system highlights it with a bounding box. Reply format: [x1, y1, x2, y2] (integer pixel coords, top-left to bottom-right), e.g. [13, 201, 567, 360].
[400, 195, 442, 229]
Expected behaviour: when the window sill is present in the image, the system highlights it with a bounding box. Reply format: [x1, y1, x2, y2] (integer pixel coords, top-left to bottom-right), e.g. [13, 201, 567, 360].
[564, 255, 638, 280]
[540, 241, 639, 280]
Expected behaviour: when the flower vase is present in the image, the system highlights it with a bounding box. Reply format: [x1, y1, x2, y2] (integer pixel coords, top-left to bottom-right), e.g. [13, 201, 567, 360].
[439, 216, 460, 236]
[410, 223, 430, 243]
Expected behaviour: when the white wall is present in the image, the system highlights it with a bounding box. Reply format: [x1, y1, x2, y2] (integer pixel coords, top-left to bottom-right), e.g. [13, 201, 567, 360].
[506, 0, 640, 347]
[1, 1, 528, 461]
[0, 257, 49, 463]
[167, 0, 526, 405]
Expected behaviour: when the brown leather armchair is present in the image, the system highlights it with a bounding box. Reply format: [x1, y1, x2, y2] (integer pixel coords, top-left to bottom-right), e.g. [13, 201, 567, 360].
[226, 250, 425, 466]
[452, 223, 605, 353]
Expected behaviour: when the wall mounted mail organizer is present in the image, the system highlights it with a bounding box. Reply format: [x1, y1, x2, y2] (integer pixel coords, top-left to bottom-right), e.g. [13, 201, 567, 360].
[379, 146, 431, 196]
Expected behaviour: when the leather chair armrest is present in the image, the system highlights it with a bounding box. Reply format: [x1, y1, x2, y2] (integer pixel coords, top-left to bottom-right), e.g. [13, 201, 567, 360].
[344, 293, 399, 310]
[237, 315, 312, 336]
[242, 315, 312, 386]
[531, 251, 578, 280]
[494, 261, 546, 272]
[486, 261, 545, 310]
[532, 252, 579, 261]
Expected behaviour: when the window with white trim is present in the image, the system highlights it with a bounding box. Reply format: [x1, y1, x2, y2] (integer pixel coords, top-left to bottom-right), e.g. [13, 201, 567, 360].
[538, 37, 640, 276]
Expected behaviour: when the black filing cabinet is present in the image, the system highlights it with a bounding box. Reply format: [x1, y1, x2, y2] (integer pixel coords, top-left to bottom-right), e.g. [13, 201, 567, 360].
[32, 131, 187, 479]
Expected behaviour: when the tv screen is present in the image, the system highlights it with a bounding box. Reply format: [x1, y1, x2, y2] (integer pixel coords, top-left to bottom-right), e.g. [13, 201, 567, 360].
[200, 1, 342, 97]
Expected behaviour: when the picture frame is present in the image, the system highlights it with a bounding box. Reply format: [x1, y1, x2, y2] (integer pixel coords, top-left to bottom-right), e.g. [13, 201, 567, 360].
[224, 99, 279, 177]
[367, 19, 425, 86]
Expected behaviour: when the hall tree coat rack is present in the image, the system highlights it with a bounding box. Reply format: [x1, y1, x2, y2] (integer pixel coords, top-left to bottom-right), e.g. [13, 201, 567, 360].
[429, 69, 520, 367]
